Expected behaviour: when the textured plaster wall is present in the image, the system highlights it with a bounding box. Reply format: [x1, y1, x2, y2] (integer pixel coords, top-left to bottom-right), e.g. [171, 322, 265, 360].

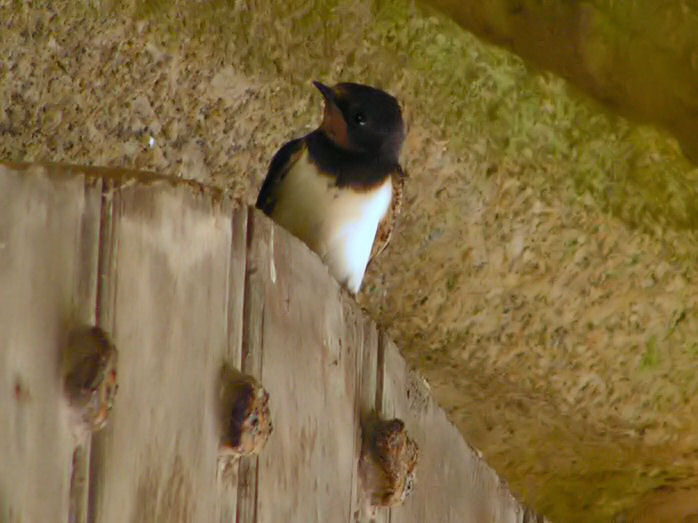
[2, 1, 698, 521]
[427, 0, 698, 163]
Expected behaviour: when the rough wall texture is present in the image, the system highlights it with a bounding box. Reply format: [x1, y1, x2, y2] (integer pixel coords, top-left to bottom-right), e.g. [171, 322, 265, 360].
[427, 0, 698, 163]
[2, 1, 698, 521]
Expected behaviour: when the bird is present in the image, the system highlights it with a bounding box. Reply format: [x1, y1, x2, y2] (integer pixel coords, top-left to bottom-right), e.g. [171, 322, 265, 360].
[256, 81, 405, 294]
[62, 325, 119, 435]
[359, 417, 419, 508]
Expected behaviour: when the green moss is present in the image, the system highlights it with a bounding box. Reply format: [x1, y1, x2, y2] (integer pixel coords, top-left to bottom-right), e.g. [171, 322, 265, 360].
[96, 0, 698, 262]
[445, 271, 458, 292]
[641, 335, 660, 369]
[374, 3, 698, 248]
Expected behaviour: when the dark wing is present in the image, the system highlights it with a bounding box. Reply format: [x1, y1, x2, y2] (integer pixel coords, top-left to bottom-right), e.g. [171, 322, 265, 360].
[368, 166, 405, 265]
[255, 138, 305, 214]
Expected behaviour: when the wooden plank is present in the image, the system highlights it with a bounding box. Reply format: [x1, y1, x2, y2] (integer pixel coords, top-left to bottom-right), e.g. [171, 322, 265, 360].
[356, 308, 381, 421]
[379, 337, 525, 523]
[246, 209, 361, 523]
[348, 306, 382, 523]
[227, 206, 248, 371]
[216, 205, 248, 522]
[235, 207, 265, 523]
[0, 164, 101, 523]
[0, 163, 532, 523]
[90, 179, 236, 523]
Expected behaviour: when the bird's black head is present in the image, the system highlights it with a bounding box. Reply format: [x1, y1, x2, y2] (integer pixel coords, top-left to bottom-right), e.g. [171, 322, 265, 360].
[313, 81, 405, 162]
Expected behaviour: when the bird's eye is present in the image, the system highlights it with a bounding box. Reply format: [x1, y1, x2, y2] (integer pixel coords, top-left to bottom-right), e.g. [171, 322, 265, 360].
[354, 112, 367, 125]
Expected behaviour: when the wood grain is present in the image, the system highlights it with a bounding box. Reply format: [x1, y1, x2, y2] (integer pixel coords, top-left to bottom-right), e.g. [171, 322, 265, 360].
[248, 209, 363, 523]
[0, 165, 101, 523]
[0, 163, 533, 523]
[380, 337, 526, 523]
[90, 178, 235, 523]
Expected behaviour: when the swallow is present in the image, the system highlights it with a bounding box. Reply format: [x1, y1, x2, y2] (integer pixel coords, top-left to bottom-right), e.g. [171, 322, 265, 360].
[256, 81, 405, 294]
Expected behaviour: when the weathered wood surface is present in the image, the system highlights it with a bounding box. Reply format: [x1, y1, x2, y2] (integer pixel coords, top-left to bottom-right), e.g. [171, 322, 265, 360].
[0, 165, 101, 523]
[92, 176, 237, 523]
[380, 338, 525, 523]
[0, 163, 535, 523]
[248, 210, 364, 522]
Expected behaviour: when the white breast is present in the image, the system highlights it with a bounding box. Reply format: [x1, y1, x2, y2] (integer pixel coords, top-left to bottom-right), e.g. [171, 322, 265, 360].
[270, 151, 392, 293]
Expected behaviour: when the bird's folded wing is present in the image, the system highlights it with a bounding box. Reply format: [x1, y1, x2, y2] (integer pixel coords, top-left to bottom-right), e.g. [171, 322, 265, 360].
[368, 166, 404, 266]
[255, 137, 305, 214]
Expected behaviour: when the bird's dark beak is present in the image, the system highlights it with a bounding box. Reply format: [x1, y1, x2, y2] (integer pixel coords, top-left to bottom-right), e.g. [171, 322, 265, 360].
[313, 81, 337, 105]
